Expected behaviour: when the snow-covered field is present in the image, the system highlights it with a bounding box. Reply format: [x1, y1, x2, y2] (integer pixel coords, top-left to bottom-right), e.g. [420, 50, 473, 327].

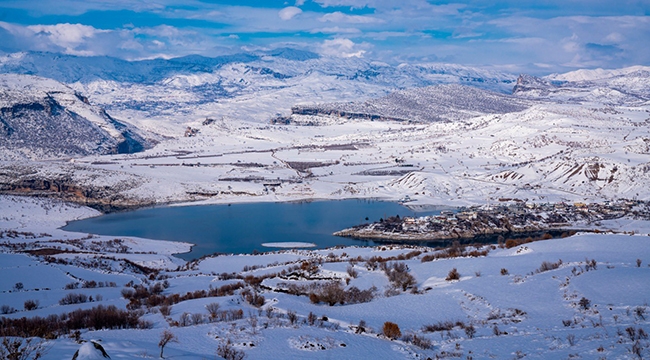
[1, 52, 650, 358]
[1, 195, 649, 359]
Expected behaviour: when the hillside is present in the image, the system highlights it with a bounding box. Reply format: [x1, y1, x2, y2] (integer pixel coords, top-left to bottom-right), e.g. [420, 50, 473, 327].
[0, 74, 147, 160]
[282, 84, 530, 125]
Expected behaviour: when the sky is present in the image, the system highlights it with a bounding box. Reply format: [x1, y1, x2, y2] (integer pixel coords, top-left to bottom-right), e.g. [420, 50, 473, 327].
[0, 0, 648, 73]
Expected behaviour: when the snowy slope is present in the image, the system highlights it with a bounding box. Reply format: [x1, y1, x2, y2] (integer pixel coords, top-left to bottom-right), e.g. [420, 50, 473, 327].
[514, 67, 650, 105]
[0, 74, 147, 160]
[1, 195, 649, 359]
[286, 84, 530, 124]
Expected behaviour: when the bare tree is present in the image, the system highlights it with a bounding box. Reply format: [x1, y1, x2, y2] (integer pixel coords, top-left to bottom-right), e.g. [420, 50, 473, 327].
[206, 302, 220, 319]
[0, 337, 46, 360]
[158, 329, 177, 359]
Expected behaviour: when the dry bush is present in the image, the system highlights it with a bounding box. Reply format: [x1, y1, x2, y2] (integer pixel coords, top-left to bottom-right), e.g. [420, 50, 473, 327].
[382, 262, 416, 291]
[538, 259, 563, 273]
[0, 305, 146, 338]
[205, 302, 220, 318]
[464, 324, 476, 339]
[0, 305, 18, 315]
[216, 339, 246, 360]
[241, 290, 265, 308]
[346, 265, 359, 278]
[59, 293, 88, 305]
[159, 304, 172, 317]
[309, 282, 376, 306]
[287, 310, 297, 325]
[500, 268, 509, 276]
[446, 268, 460, 281]
[505, 239, 519, 249]
[383, 322, 401, 340]
[403, 333, 432, 349]
[24, 299, 39, 311]
[309, 282, 346, 306]
[423, 320, 458, 333]
[0, 337, 46, 360]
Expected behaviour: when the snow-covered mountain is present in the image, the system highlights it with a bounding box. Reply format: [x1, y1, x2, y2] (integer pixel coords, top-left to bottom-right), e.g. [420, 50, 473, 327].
[513, 66, 650, 105]
[0, 74, 147, 160]
[0, 50, 518, 124]
[282, 84, 531, 125]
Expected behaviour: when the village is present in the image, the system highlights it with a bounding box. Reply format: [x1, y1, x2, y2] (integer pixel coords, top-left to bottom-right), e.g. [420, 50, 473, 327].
[334, 200, 650, 242]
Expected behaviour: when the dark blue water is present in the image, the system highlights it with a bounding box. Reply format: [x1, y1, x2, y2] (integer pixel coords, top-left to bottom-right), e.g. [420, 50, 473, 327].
[63, 200, 443, 260]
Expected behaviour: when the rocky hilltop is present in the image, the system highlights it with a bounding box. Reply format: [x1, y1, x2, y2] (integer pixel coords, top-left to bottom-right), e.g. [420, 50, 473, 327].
[0, 74, 148, 160]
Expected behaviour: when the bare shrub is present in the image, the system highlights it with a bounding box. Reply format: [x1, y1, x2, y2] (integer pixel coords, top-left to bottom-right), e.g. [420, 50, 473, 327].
[493, 325, 501, 336]
[179, 312, 191, 327]
[538, 259, 563, 273]
[403, 333, 432, 349]
[307, 312, 317, 326]
[158, 329, 177, 359]
[65, 282, 79, 290]
[0, 305, 145, 338]
[206, 302, 220, 319]
[567, 334, 576, 346]
[241, 290, 265, 308]
[382, 262, 416, 291]
[345, 286, 376, 304]
[287, 310, 298, 325]
[578, 297, 591, 310]
[446, 268, 460, 281]
[423, 320, 455, 333]
[0, 305, 18, 315]
[346, 265, 359, 278]
[24, 299, 39, 311]
[59, 293, 88, 305]
[191, 313, 204, 325]
[637, 259, 642, 267]
[585, 258, 597, 271]
[216, 339, 246, 360]
[0, 337, 46, 360]
[635, 306, 646, 320]
[82, 280, 97, 288]
[500, 268, 509, 276]
[383, 322, 401, 340]
[464, 324, 476, 339]
[309, 282, 346, 306]
[159, 304, 172, 317]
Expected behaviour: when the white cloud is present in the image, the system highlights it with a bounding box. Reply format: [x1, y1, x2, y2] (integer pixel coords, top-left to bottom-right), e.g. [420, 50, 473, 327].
[320, 11, 383, 24]
[310, 26, 362, 34]
[604, 32, 624, 43]
[295, 0, 306, 5]
[26, 23, 107, 55]
[319, 38, 369, 58]
[278, 6, 303, 21]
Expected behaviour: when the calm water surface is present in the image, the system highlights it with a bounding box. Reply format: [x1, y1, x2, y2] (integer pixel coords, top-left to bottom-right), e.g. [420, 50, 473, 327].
[63, 200, 444, 260]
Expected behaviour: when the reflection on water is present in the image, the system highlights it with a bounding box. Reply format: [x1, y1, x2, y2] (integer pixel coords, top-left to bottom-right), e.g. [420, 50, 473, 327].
[63, 200, 444, 260]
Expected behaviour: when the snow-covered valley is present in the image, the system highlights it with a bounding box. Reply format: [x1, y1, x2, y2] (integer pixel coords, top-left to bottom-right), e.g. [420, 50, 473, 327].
[1, 195, 649, 359]
[1, 51, 650, 359]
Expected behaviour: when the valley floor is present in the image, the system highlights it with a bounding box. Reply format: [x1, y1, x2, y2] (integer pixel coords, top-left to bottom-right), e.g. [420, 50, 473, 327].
[1, 195, 649, 359]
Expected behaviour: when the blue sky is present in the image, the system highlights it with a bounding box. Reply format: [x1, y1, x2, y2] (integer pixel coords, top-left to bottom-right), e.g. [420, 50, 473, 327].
[0, 0, 648, 72]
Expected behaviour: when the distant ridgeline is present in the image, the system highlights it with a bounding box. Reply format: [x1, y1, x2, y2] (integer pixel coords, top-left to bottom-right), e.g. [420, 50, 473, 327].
[273, 84, 530, 125]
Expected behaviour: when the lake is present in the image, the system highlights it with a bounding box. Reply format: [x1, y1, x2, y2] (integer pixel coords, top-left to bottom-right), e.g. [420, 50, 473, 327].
[63, 199, 445, 260]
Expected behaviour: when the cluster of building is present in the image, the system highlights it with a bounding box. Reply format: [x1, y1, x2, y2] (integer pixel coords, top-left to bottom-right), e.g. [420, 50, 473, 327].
[335, 200, 649, 241]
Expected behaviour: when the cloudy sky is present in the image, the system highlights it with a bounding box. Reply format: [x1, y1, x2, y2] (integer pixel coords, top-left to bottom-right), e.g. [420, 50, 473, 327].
[0, 0, 648, 72]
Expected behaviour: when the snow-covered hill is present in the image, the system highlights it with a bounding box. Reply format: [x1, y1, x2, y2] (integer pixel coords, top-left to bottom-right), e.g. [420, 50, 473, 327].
[283, 84, 531, 125]
[0, 50, 517, 125]
[0, 74, 147, 160]
[514, 66, 650, 105]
